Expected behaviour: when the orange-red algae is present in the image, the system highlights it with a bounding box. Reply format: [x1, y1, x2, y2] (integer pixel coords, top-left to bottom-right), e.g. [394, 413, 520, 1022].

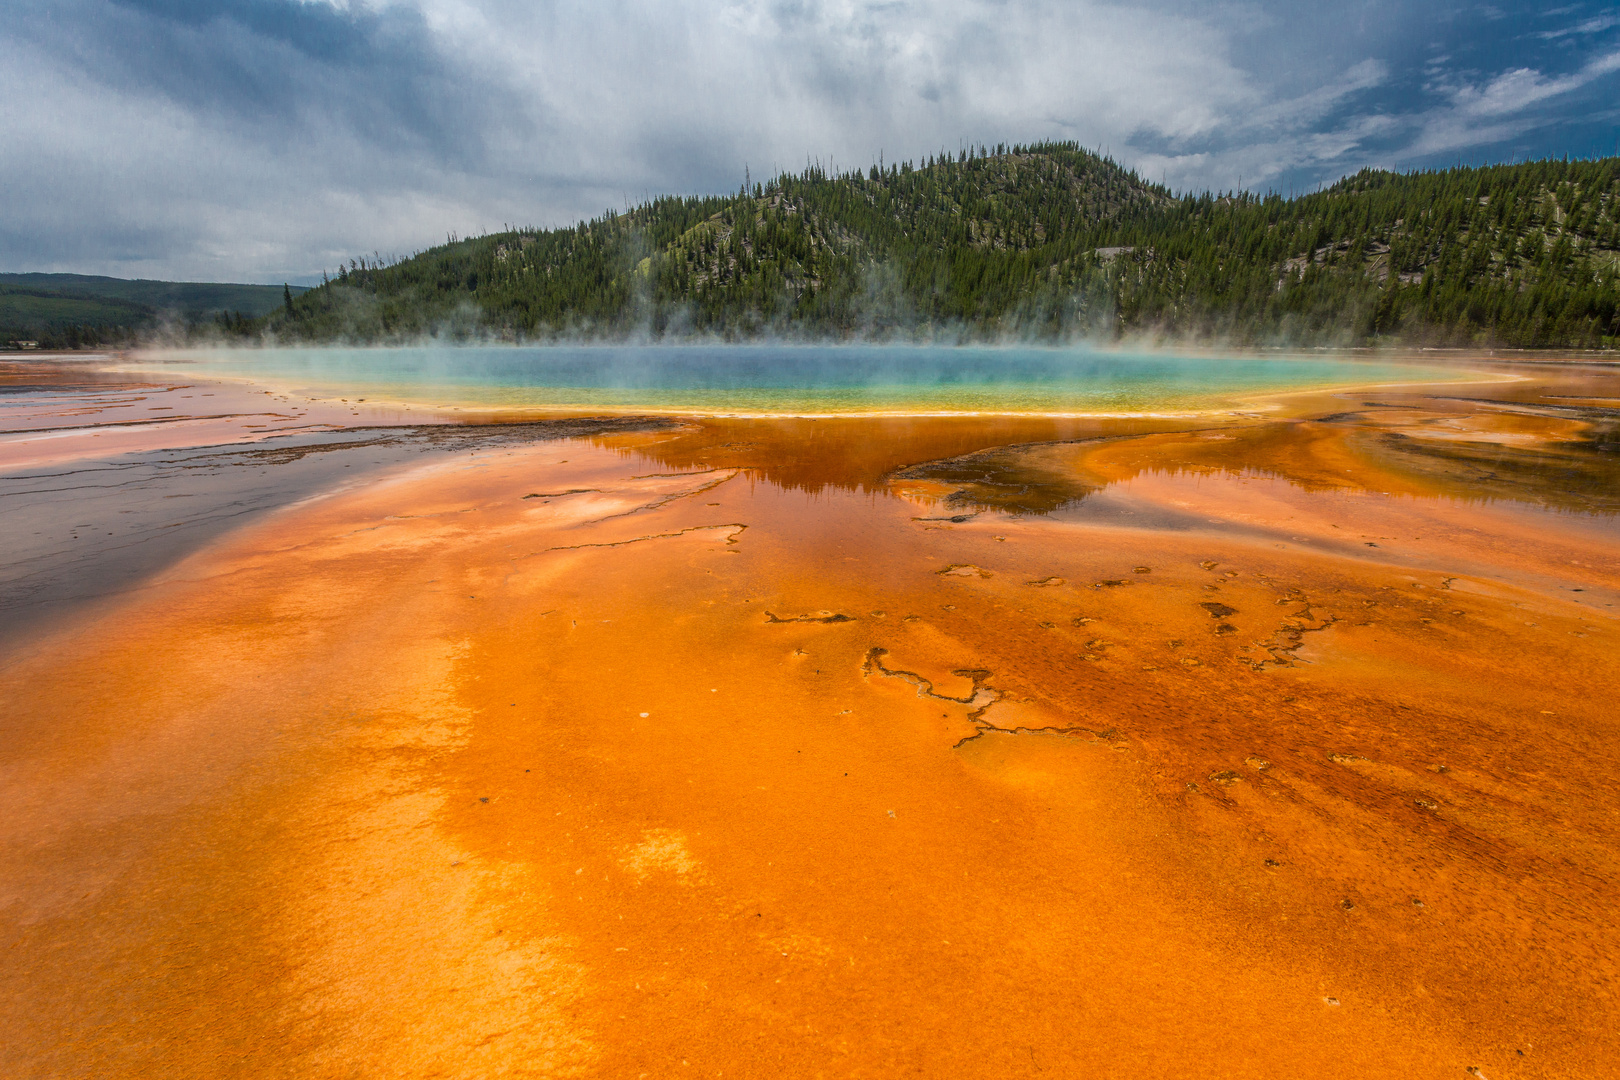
[2, 365, 1619, 1078]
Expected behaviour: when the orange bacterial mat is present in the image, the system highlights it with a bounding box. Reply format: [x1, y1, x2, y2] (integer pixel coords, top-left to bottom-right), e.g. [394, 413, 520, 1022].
[3, 364, 1618, 1078]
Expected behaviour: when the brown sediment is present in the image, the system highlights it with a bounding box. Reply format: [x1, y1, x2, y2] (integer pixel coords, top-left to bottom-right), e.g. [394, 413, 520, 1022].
[2, 360, 1619, 1077]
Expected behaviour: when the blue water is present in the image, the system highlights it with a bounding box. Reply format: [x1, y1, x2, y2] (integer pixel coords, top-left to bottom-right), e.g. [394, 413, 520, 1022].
[136, 345, 1467, 414]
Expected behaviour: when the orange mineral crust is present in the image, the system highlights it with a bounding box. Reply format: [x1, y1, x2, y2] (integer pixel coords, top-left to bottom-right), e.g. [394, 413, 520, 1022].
[3, 396, 1619, 1078]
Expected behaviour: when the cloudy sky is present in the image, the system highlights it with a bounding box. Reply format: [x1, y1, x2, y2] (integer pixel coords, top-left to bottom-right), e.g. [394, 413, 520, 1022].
[3, 0, 1618, 284]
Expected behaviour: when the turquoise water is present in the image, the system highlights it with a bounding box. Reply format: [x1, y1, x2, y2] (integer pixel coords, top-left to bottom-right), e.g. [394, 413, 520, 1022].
[133, 345, 1469, 415]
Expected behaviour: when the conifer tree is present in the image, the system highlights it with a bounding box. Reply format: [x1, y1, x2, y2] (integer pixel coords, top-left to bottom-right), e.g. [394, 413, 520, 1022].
[240, 147, 1619, 347]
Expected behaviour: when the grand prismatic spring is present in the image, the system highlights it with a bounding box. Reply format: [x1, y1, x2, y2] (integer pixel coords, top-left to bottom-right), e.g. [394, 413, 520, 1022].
[3, 345, 1619, 1079]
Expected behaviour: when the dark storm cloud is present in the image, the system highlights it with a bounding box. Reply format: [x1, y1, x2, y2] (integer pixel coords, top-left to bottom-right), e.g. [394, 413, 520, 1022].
[2, 0, 1617, 282]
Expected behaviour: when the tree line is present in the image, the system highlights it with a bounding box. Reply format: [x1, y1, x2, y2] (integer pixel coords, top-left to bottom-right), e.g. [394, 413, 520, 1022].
[247, 143, 1620, 348]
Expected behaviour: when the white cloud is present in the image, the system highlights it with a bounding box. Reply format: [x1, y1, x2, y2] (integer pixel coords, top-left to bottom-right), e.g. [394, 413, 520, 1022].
[1451, 50, 1620, 117]
[2, 0, 1617, 280]
[1536, 14, 1620, 40]
[1401, 49, 1620, 156]
[6, 0, 1285, 278]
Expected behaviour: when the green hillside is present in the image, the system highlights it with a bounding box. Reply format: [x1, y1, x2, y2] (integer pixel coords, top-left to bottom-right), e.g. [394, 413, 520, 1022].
[0, 274, 306, 316]
[0, 288, 153, 344]
[1, 275, 309, 348]
[259, 144, 1616, 347]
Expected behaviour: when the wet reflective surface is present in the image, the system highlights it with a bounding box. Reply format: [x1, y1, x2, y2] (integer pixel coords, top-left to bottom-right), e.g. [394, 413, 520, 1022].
[3, 354, 1619, 1078]
[0, 360, 675, 642]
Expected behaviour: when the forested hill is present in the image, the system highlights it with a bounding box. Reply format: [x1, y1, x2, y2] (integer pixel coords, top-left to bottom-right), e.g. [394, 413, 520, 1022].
[262, 142, 1620, 348]
[1, 275, 307, 349]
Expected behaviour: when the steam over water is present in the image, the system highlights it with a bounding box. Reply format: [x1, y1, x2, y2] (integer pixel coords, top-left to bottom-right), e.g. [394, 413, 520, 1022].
[133, 345, 1463, 414]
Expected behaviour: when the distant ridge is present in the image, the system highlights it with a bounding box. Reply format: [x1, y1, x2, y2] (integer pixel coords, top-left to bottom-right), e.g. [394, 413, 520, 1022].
[0, 274, 308, 348]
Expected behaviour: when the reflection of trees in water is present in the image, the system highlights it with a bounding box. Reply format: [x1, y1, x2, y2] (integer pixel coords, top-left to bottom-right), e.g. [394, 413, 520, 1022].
[611, 416, 1179, 502]
[1348, 394, 1620, 514]
[891, 406, 1620, 518]
[1365, 428, 1620, 514]
[886, 440, 1113, 516]
[609, 398, 1620, 518]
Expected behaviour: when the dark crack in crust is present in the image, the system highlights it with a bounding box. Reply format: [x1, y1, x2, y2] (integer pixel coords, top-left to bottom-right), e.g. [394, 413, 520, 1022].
[861, 646, 1119, 748]
[545, 523, 747, 552]
[765, 611, 857, 624]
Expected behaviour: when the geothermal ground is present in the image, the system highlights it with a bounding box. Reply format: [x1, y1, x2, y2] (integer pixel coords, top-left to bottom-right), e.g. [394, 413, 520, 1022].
[2, 354, 1618, 1078]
